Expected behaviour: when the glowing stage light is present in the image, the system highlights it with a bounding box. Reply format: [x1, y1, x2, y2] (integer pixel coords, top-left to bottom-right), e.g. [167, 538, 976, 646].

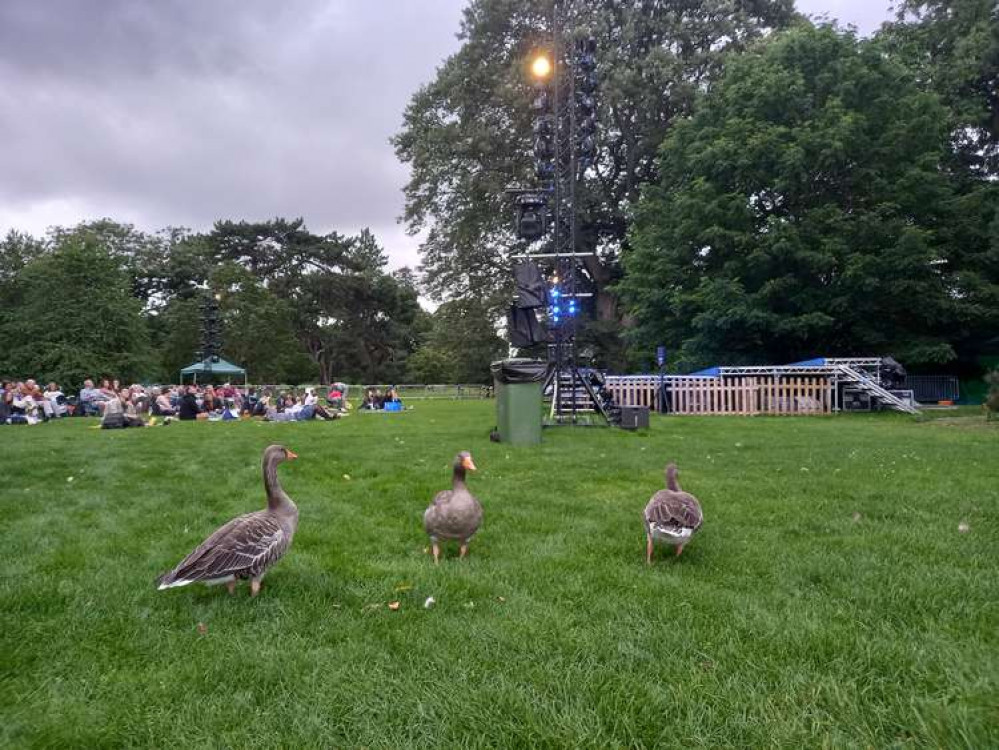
[531, 55, 552, 79]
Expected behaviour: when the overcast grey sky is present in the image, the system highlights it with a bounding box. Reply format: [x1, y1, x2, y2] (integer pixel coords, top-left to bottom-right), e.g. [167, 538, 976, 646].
[0, 0, 893, 269]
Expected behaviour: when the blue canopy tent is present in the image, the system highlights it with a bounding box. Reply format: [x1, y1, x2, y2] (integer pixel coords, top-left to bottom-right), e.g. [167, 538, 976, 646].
[179, 358, 247, 386]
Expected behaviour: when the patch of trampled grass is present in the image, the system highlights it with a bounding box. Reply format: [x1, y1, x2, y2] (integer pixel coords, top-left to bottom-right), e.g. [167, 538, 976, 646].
[1, 403, 996, 747]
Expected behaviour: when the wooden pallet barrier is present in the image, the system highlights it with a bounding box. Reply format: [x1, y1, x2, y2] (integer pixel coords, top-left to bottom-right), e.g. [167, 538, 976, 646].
[605, 375, 833, 416]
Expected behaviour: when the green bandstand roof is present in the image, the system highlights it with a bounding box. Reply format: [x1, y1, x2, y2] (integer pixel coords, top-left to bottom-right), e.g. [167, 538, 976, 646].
[180, 358, 246, 376]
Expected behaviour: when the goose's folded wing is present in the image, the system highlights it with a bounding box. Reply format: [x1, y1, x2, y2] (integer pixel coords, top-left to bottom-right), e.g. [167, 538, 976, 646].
[159, 513, 290, 585]
[645, 491, 703, 529]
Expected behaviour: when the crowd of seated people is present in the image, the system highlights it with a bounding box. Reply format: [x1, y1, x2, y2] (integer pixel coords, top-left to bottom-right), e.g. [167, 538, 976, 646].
[360, 386, 402, 411]
[1, 377, 353, 426]
[259, 388, 339, 422]
[0, 380, 68, 424]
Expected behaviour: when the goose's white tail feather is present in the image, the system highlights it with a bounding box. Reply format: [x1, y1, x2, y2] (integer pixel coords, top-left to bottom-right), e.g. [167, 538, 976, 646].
[157, 579, 193, 590]
[158, 574, 235, 590]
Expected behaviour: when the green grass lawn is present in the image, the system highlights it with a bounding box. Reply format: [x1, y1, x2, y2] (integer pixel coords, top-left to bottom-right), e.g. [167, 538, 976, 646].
[1, 403, 996, 748]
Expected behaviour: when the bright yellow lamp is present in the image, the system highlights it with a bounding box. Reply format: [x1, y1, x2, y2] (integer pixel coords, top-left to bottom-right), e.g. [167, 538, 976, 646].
[531, 55, 552, 79]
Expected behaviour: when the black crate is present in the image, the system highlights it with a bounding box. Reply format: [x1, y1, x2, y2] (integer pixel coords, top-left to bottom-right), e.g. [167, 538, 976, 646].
[619, 405, 650, 430]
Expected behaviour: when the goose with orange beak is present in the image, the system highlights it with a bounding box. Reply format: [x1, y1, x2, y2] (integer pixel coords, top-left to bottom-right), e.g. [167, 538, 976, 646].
[157, 445, 299, 596]
[423, 451, 483, 563]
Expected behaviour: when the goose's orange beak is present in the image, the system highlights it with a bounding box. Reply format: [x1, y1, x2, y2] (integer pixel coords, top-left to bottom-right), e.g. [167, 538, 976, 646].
[285, 449, 299, 460]
[462, 455, 477, 471]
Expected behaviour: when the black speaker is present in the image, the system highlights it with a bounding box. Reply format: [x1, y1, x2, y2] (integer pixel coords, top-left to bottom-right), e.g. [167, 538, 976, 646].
[619, 406, 649, 430]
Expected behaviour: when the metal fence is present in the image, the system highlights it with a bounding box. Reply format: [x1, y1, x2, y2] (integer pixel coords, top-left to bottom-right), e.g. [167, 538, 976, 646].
[901, 376, 960, 403]
[245, 384, 494, 401]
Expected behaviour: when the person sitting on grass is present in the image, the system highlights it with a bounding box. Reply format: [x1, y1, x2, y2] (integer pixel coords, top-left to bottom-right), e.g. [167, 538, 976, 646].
[24, 380, 56, 420]
[178, 385, 201, 421]
[263, 396, 296, 422]
[298, 390, 337, 420]
[121, 389, 146, 427]
[79, 379, 107, 416]
[361, 387, 383, 410]
[0, 381, 12, 424]
[99, 378, 116, 401]
[247, 389, 269, 417]
[12, 382, 44, 424]
[152, 387, 176, 417]
[202, 386, 223, 415]
[100, 390, 126, 428]
[129, 384, 150, 416]
[43, 382, 68, 417]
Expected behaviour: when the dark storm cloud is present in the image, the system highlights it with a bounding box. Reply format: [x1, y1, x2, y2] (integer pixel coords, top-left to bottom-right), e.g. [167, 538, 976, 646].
[0, 0, 467, 265]
[0, 0, 892, 267]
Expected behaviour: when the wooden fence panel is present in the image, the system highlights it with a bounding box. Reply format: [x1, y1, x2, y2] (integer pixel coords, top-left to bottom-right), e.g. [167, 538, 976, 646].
[604, 375, 832, 416]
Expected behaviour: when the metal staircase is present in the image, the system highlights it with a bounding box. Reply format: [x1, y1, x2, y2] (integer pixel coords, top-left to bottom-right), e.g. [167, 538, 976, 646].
[544, 366, 612, 424]
[717, 358, 919, 414]
[832, 364, 919, 414]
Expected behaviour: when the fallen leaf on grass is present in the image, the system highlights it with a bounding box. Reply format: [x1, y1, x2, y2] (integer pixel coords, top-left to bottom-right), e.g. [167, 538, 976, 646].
[497, 596, 506, 603]
[196, 622, 207, 636]
[66, 476, 74, 483]
[958, 521, 970, 533]
[394, 583, 413, 592]
[342, 474, 351, 481]
[852, 512, 862, 523]
[388, 601, 401, 611]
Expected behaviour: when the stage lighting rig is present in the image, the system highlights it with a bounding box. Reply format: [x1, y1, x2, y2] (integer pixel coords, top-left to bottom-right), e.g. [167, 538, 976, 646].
[198, 291, 223, 372]
[515, 193, 548, 241]
[508, 4, 605, 426]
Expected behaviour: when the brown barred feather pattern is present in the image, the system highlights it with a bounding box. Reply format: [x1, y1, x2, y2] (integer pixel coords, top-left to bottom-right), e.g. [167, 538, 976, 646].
[157, 512, 293, 586]
[643, 462, 703, 540]
[644, 490, 703, 531]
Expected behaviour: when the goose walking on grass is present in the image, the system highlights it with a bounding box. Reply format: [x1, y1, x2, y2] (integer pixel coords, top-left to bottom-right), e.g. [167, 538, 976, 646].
[424, 451, 482, 564]
[157, 445, 299, 596]
[644, 462, 703, 563]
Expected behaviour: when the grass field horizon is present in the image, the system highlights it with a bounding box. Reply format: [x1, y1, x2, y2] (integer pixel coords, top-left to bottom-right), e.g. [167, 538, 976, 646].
[2, 402, 996, 748]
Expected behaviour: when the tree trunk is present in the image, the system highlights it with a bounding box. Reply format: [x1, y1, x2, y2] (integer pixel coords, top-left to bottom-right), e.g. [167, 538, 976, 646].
[582, 254, 619, 322]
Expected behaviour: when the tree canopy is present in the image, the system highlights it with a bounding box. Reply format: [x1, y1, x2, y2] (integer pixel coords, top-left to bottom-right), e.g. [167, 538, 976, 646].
[620, 24, 999, 370]
[0, 219, 430, 388]
[394, 0, 796, 366]
[0, 231, 152, 387]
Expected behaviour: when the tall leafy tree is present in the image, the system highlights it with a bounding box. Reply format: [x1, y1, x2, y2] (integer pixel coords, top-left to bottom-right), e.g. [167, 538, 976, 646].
[882, 0, 998, 178]
[621, 24, 998, 370]
[0, 234, 152, 387]
[211, 263, 315, 384]
[204, 220, 424, 383]
[394, 0, 795, 366]
[407, 299, 507, 384]
[878, 0, 999, 371]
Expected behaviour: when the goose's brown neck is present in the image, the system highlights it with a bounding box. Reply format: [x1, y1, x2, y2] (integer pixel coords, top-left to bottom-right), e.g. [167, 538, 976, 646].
[666, 464, 681, 492]
[264, 455, 296, 514]
[452, 462, 468, 491]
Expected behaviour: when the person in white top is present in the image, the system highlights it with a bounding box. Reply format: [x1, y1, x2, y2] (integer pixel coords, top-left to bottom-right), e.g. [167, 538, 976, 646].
[43, 382, 68, 417]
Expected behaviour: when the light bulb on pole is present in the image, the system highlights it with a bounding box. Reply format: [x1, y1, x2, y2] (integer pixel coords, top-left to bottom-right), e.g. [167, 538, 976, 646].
[531, 55, 552, 79]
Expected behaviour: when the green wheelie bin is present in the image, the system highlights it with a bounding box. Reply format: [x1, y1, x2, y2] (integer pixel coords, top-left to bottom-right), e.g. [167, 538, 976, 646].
[491, 359, 547, 444]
